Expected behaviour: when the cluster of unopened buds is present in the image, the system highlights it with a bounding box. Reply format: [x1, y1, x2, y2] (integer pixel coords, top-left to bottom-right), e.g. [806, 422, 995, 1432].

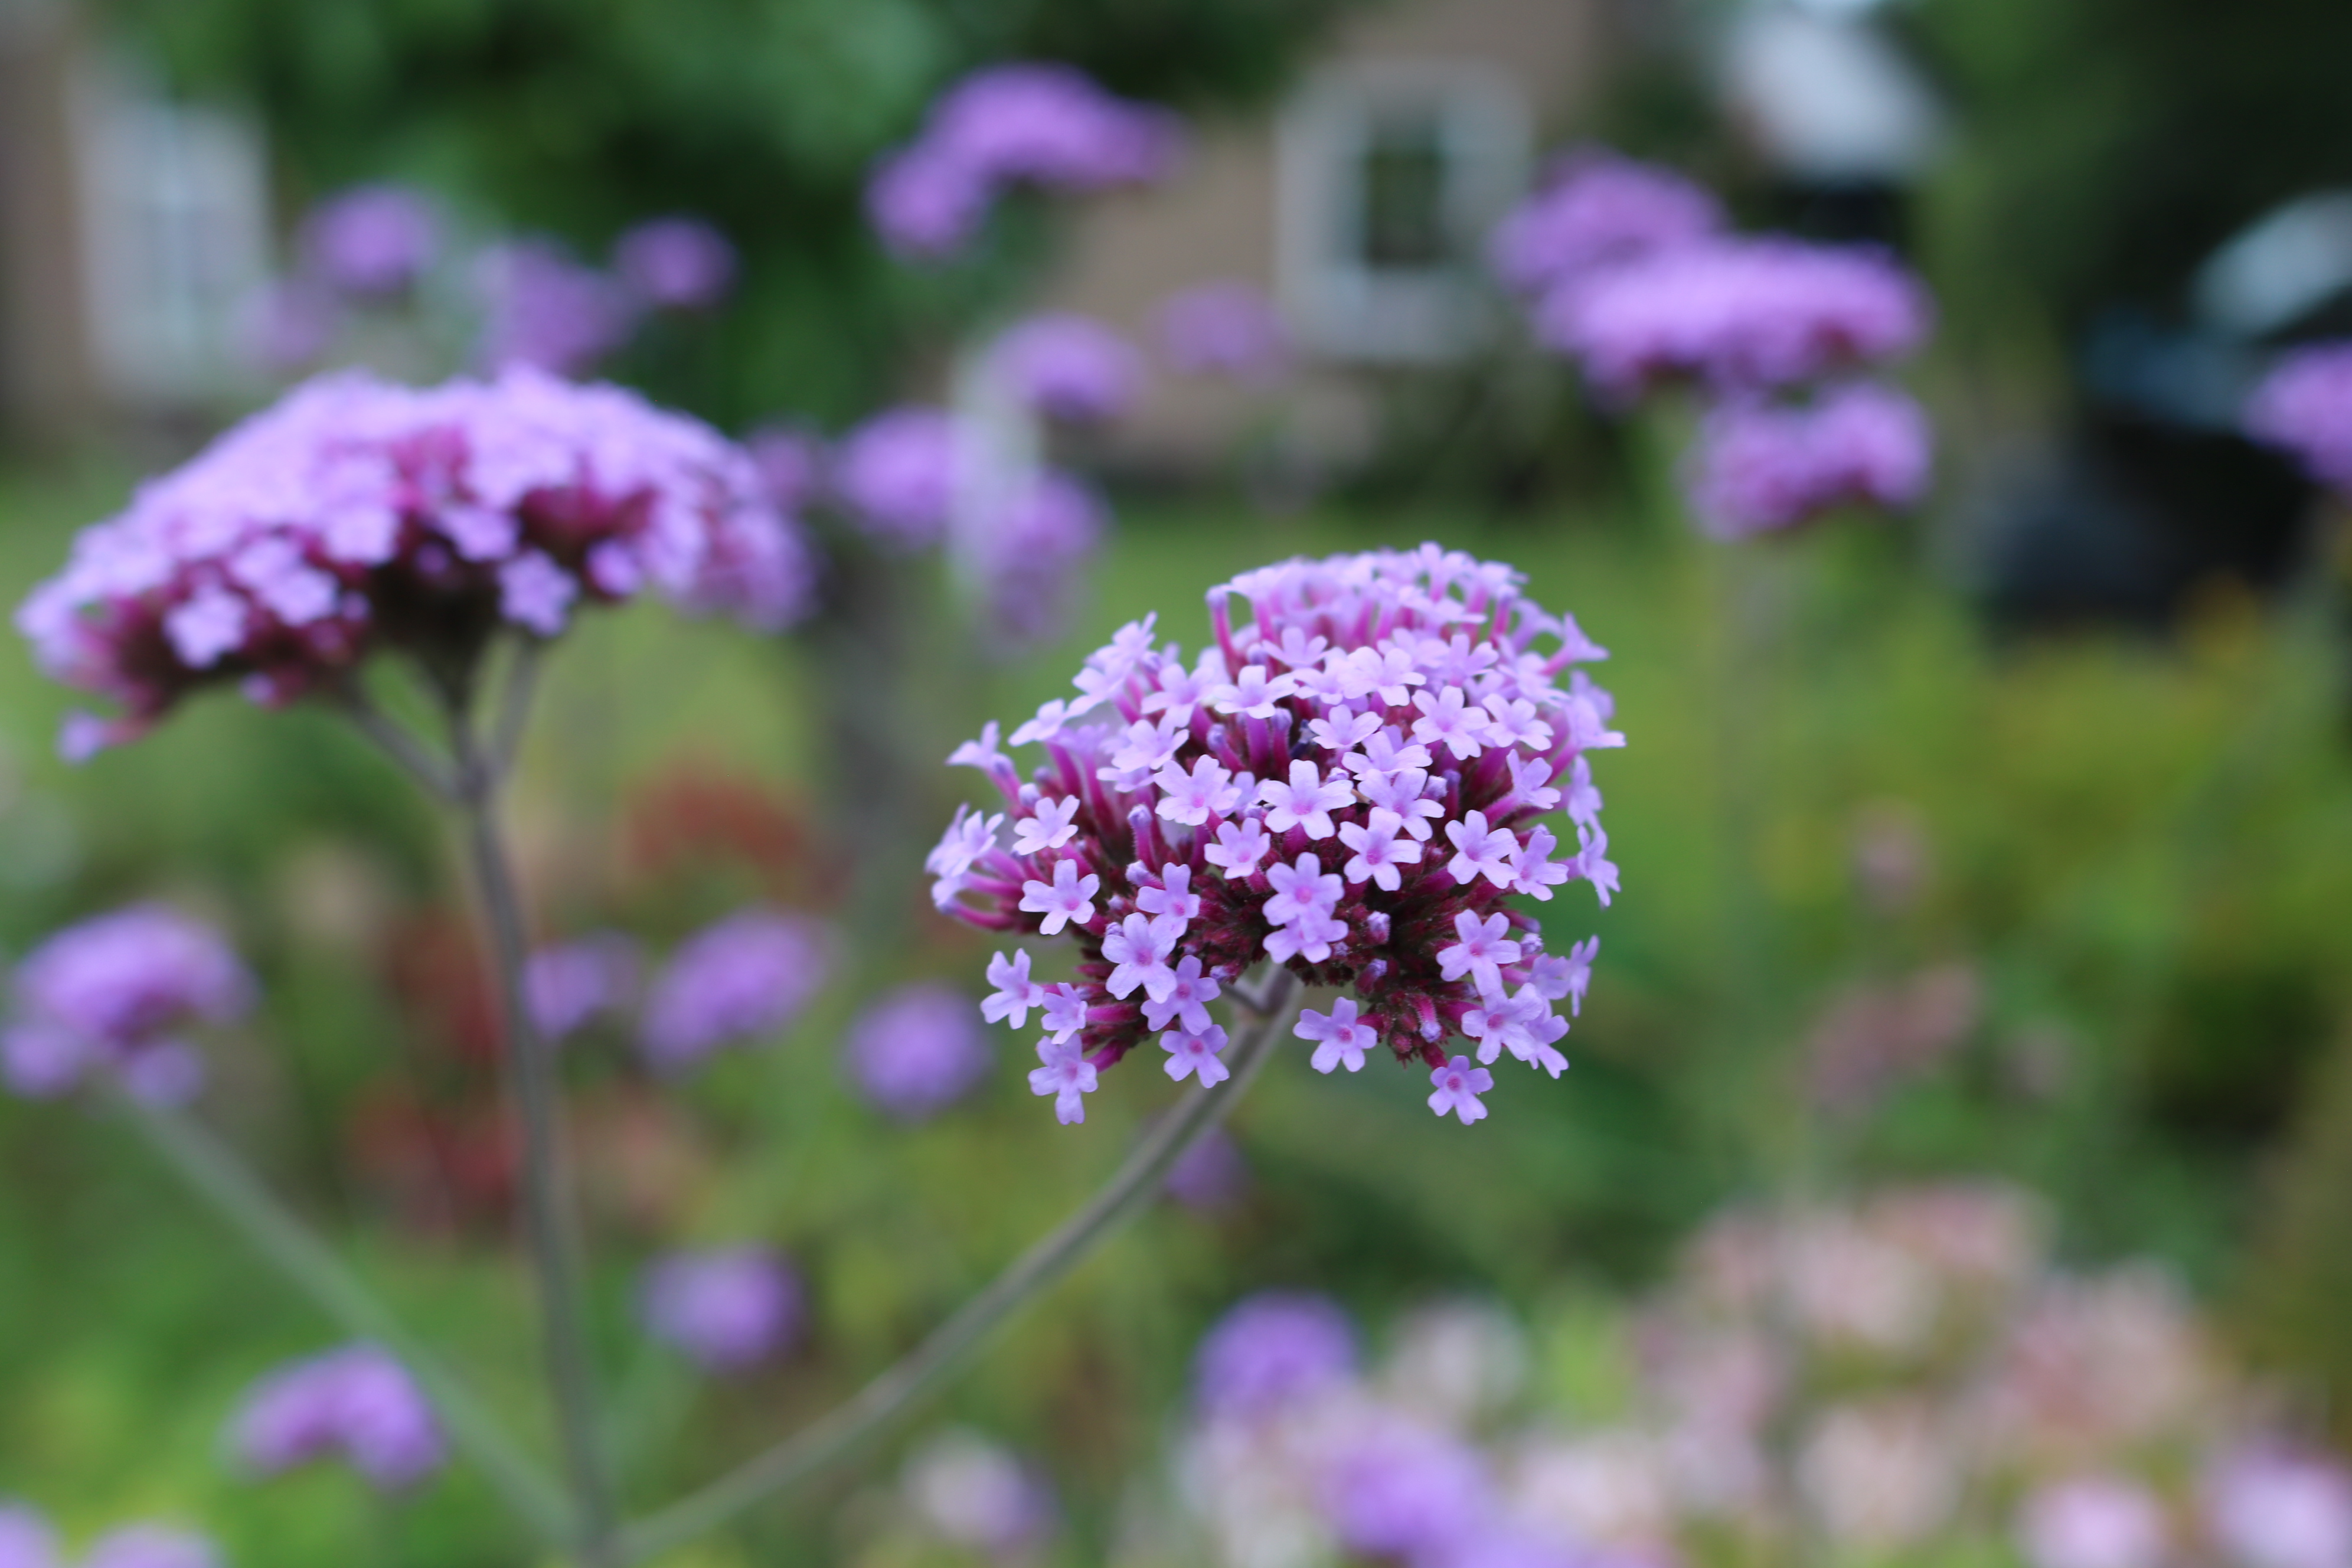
[928, 545, 1620, 1125]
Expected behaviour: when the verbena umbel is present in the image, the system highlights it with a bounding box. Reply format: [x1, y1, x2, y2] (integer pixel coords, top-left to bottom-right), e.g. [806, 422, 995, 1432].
[930, 545, 1620, 1126]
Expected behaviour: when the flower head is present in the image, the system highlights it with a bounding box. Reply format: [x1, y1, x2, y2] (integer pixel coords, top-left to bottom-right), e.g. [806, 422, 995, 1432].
[1490, 146, 1724, 297]
[525, 933, 641, 1043]
[641, 1247, 803, 1373]
[612, 216, 737, 312]
[4, 905, 250, 1105]
[988, 313, 1142, 423]
[832, 406, 963, 549]
[1194, 1291, 1357, 1416]
[639, 909, 830, 1073]
[17, 368, 814, 754]
[844, 982, 992, 1122]
[937, 546, 1616, 1123]
[299, 184, 439, 299]
[903, 1429, 1060, 1559]
[1687, 383, 1933, 537]
[231, 1344, 445, 1490]
[0, 1505, 57, 1568]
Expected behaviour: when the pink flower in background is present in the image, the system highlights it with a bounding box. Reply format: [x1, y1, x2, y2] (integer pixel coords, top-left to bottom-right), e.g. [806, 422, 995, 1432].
[1155, 280, 1291, 383]
[1541, 238, 1932, 399]
[2018, 1476, 2169, 1568]
[641, 1248, 803, 1372]
[2247, 340, 2352, 495]
[638, 909, 830, 1073]
[844, 982, 993, 1121]
[0, 1506, 57, 1568]
[968, 469, 1105, 647]
[1491, 148, 1724, 298]
[988, 313, 1142, 423]
[3, 905, 250, 1105]
[231, 1344, 445, 1490]
[937, 546, 1617, 1123]
[832, 406, 963, 548]
[524, 933, 640, 1043]
[473, 240, 637, 377]
[2203, 1447, 2352, 1568]
[612, 215, 737, 311]
[1686, 382, 1933, 537]
[300, 184, 439, 299]
[903, 1430, 1060, 1561]
[1193, 1292, 1357, 1416]
[15, 367, 814, 753]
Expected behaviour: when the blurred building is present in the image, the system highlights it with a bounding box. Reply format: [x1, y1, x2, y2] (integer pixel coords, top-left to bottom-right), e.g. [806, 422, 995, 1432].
[1034, 0, 1606, 479]
[0, 0, 269, 450]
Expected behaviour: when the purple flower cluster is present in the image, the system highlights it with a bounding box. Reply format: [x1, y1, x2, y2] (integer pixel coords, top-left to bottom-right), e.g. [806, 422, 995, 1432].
[524, 933, 640, 1043]
[638, 908, 831, 1073]
[869, 64, 1180, 259]
[1489, 148, 1723, 298]
[299, 184, 440, 300]
[2, 906, 250, 1105]
[0, 1515, 222, 1568]
[832, 407, 963, 550]
[473, 240, 638, 378]
[966, 471, 1105, 648]
[1687, 383, 1933, 539]
[1540, 237, 1931, 400]
[933, 545, 1618, 1125]
[17, 367, 815, 755]
[1193, 1291, 1357, 1416]
[1155, 281, 1292, 385]
[230, 1344, 445, 1490]
[844, 982, 993, 1122]
[612, 216, 737, 313]
[641, 1247, 802, 1372]
[1498, 149, 1935, 538]
[903, 1430, 1060, 1560]
[987, 313, 1142, 424]
[2247, 341, 2352, 495]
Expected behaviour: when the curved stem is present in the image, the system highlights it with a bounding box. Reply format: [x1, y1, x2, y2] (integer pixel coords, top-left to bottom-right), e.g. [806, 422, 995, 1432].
[448, 707, 622, 1566]
[617, 968, 1304, 1563]
[109, 1088, 571, 1540]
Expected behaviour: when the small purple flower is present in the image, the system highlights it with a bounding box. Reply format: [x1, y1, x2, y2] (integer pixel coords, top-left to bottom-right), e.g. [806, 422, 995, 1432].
[988, 313, 1142, 423]
[1193, 1291, 1357, 1417]
[0, 1506, 57, 1568]
[639, 908, 830, 1073]
[1160, 1021, 1230, 1085]
[2017, 1476, 2168, 1568]
[1427, 1056, 1494, 1125]
[1295, 997, 1376, 1073]
[832, 406, 963, 548]
[641, 1247, 802, 1372]
[1318, 1416, 1491, 1559]
[473, 239, 637, 378]
[904, 1429, 1059, 1560]
[4, 905, 251, 1104]
[2203, 1446, 2352, 1568]
[524, 933, 639, 1043]
[867, 146, 994, 258]
[844, 982, 993, 1122]
[743, 424, 828, 514]
[1541, 237, 1932, 398]
[1027, 1038, 1097, 1124]
[1685, 382, 1933, 538]
[612, 216, 737, 312]
[231, 1343, 444, 1490]
[299, 184, 439, 299]
[1155, 280, 1290, 383]
[1489, 147, 1724, 297]
[2248, 340, 2352, 495]
[79, 1528, 221, 1568]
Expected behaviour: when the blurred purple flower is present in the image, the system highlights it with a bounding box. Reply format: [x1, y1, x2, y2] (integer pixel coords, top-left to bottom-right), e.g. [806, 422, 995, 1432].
[2203, 1447, 2352, 1568]
[1541, 239, 1932, 399]
[744, 424, 829, 514]
[613, 216, 737, 312]
[525, 934, 640, 1043]
[1491, 148, 1724, 298]
[988, 313, 1142, 423]
[1194, 1291, 1357, 1417]
[237, 279, 340, 374]
[2018, 1476, 2168, 1568]
[833, 407, 963, 549]
[1685, 382, 1932, 538]
[2247, 340, 2352, 495]
[869, 63, 1181, 259]
[1165, 1124, 1247, 1211]
[3, 905, 250, 1104]
[843, 982, 992, 1122]
[641, 1247, 802, 1372]
[0, 1507, 57, 1568]
[474, 240, 637, 378]
[300, 184, 438, 299]
[1155, 280, 1291, 384]
[969, 470, 1103, 647]
[639, 908, 830, 1073]
[80, 1528, 221, 1568]
[1319, 1416, 1491, 1559]
[232, 1343, 444, 1490]
[905, 1430, 1059, 1560]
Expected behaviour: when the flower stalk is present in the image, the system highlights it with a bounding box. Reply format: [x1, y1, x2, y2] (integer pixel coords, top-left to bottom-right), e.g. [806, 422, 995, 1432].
[616, 965, 1301, 1562]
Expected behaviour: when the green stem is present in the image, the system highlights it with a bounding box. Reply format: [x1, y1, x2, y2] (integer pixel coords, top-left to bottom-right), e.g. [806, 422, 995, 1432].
[616, 968, 1304, 1563]
[109, 1089, 571, 1540]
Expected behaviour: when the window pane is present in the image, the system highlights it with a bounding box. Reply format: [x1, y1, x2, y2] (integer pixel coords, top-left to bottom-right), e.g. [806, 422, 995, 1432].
[1357, 112, 1452, 272]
